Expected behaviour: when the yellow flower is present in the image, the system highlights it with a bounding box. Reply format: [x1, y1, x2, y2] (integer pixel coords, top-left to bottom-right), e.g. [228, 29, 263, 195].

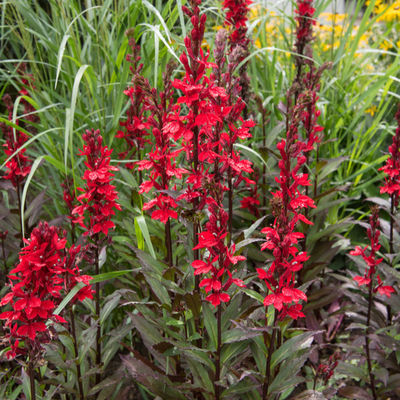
[385, 1, 400, 22]
[380, 40, 392, 51]
[365, 105, 378, 117]
[202, 38, 210, 51]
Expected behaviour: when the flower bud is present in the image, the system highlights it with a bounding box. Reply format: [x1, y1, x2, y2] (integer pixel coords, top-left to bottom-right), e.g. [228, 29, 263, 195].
[181, 6, 193, 17]
[184, 36, 192, 49]
[191, 16, 199, 26]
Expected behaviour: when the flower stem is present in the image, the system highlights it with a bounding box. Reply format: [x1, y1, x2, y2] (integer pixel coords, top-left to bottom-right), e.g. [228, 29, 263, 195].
[215, 303, 222, 400]
[29, 362, 36, 400]
[366, 282, 377, 400]
[1, 238, 6, 274]
[70, 307, 84, 399]
[263, 309, 278, 400]
[94, 242, 101, 387]
[390, 193, 394, 258]
[388, 193, 394, 323]
[262, 114, 267, 210]
[165, 219, 173, 268]
[16, 177, 24, 243]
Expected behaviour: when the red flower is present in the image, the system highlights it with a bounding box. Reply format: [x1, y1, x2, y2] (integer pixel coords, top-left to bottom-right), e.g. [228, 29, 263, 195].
[349, 207, 395, 298]
[116, 33, 150, 169]
[17, 321, 47, 341]
[206, 292, 230, 307]
[1, 94, 32, 187]
[257, 94, 317, 320]
[73, 129, 121, 237]
[0, 222, 93, 360]
[379, 104, 400, 206]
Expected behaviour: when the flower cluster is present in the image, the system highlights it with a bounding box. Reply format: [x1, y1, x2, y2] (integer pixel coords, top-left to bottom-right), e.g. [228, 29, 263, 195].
[379, 104, 400, 202]
[222, 0, 252, 117]
[165, 20, 255, 228]
[1, 94, 32, 187]
[350, 206, 395, 298]
[116, 32, 150, 171]
[192, 178, 246, 307]
[293, 0, 316, 97]
[240, 167, 260, 217]
[223, 0, 252, 49]
[134, 62, 185, 226]
[315, 354, 341, 386]
[0, 222, 93, 360]
[163, 2, 255, 304]
[72, 129, 121, 237]
[257, 93, 317, 320]
[295, 0, 316, 41]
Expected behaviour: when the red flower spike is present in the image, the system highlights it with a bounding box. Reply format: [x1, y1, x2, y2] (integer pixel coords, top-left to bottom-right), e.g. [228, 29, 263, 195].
[0, 222, 93, 362]
[132, 63, 184, 227]
[257, 92, 322, 320]
[379, 104, 400, 206]
[117, 33, 150, 169]
[73, 129, 120, 238]
[349, 207, 395, 300]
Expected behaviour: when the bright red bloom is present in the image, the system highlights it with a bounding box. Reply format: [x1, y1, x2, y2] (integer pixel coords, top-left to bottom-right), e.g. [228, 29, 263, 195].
[349, 207, 395, 298]
[133, 63, 184, 227]
[1, 94, 32, 187]
[117, 34, 151, 169]
[72, 129, 121, 237]
[379, 104, 400, 206]
[257, 94, 318, 320]
[192, 178, 247, 308]
[0, 222, 93, 361]
[294, 0, 316, 40]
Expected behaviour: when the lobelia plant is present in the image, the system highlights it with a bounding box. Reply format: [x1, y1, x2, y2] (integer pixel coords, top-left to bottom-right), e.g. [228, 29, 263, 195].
[72, 128, 121, 386]
[222, 0, 253, 118]
[116, 31, 150, 177]
[292, 0, 317, 101]
[257, 92, 316, 399]
[1, 94, 32, 238]
[0, 222, 93, 400]
[161, 2, 254, 294]
[348, 206, 395, 400]
[379, 103, 400, 262]
[134, 60, 185, 268]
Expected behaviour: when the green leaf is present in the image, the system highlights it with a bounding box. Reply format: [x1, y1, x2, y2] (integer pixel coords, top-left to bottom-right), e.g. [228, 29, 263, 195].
[53, 282, 85, 316]
[66, 65, 91, 173]
[21, 155, 45, 238]
[90, 269, 137, 284]
[242, 216, 266, 240]
[135, 215, 156, 258]
[271, 332, 317, 369]
[55, 34, 71, 88]
[203, 302, 217, 350]
[100, 293, 122, 325]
